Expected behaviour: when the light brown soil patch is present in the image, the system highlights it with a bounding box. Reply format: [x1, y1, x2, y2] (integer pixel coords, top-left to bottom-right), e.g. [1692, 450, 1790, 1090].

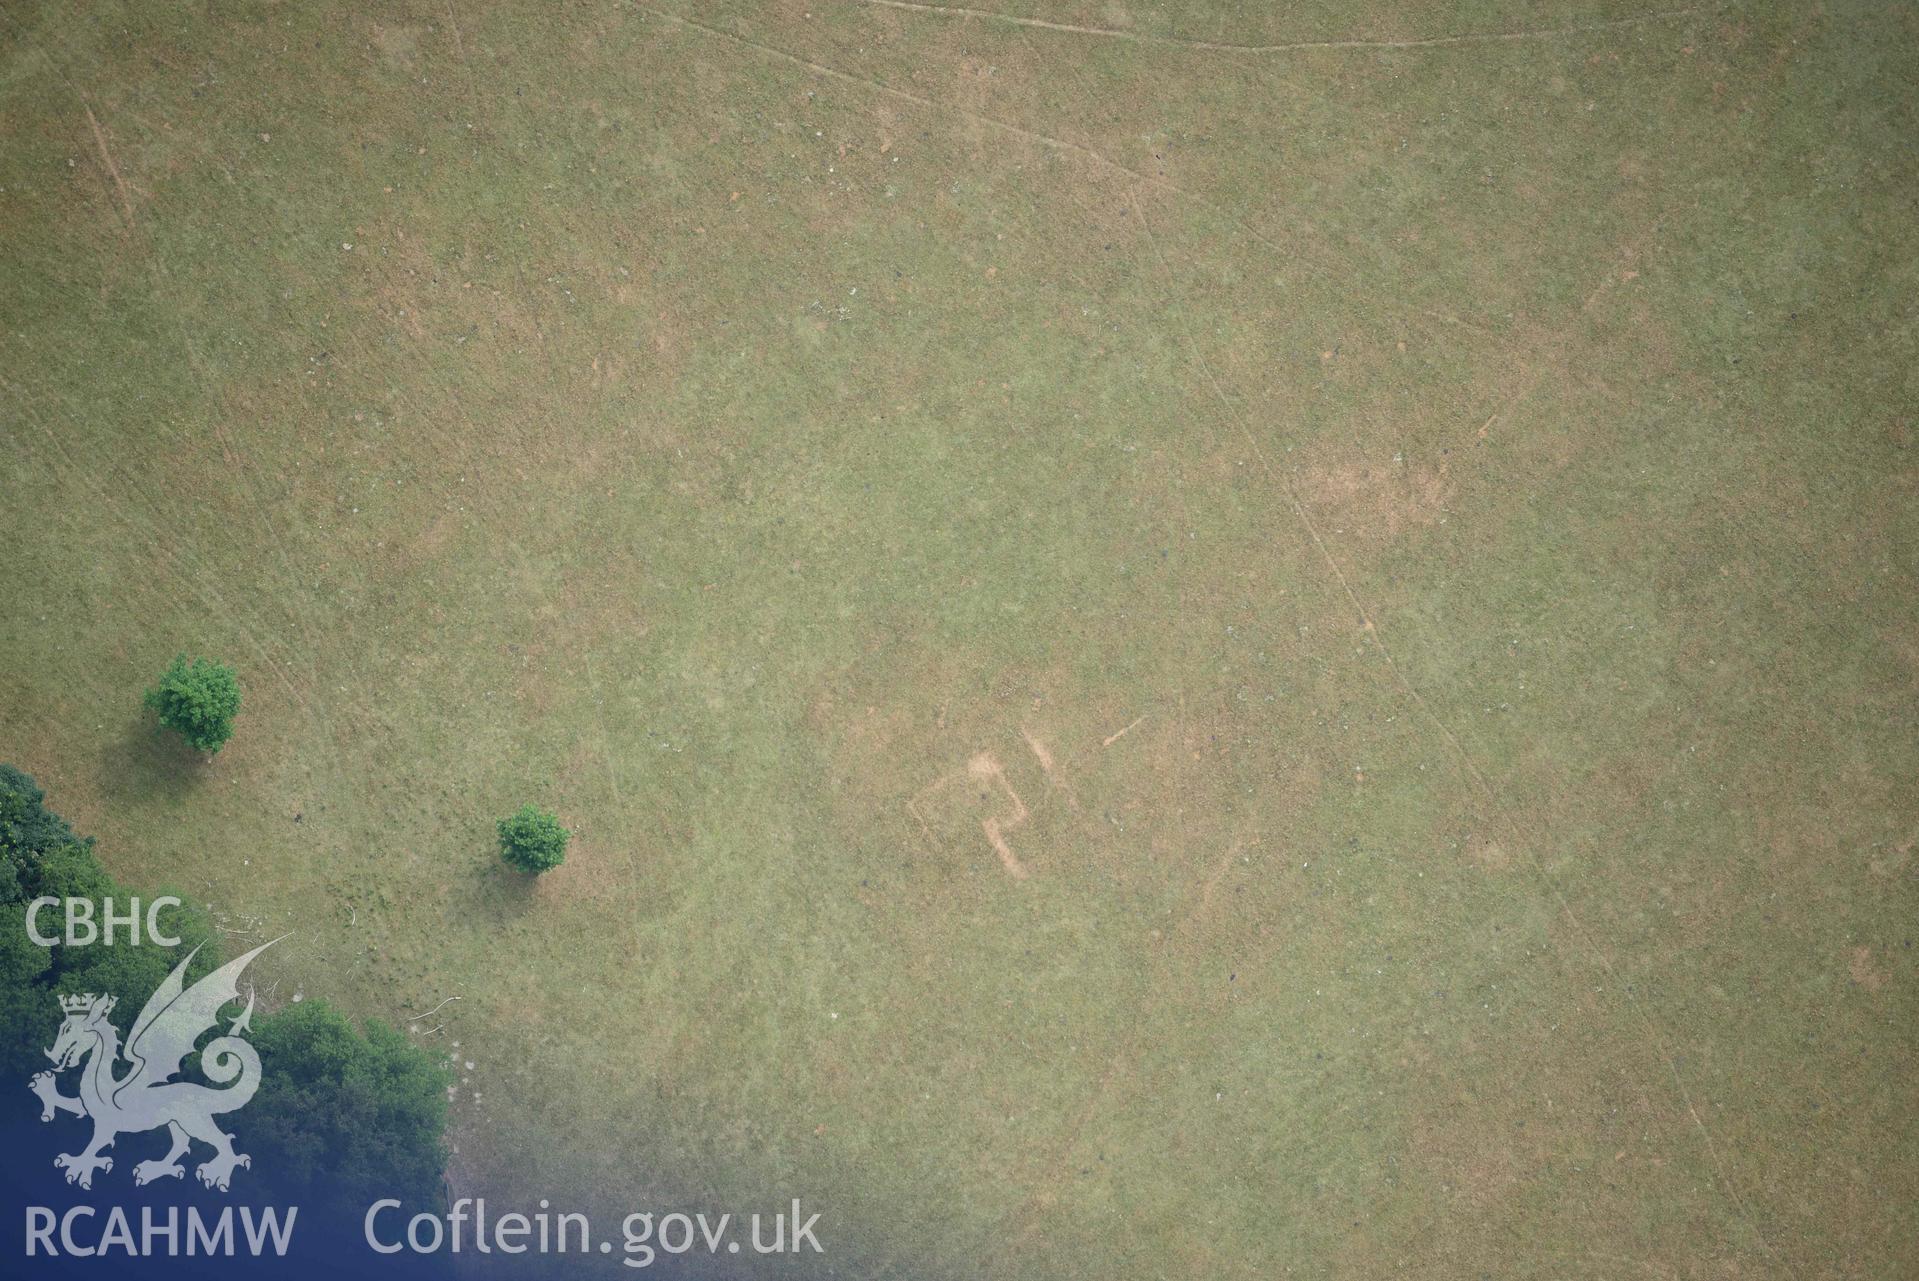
[1298, 459, 1450, 542]
[1849, 946, 1889, 992]
[1465, 832, 1514, 872]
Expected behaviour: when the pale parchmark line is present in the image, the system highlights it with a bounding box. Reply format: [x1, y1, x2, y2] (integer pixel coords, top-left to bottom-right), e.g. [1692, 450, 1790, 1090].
[6, 7, 366, 764]
[1476, 379, 1537, 443]
[996, 827, 1248, 1256]
[643, 8, 1115, 166]
[641, 7, 1504, 343]
[64, 56, 378, 743]
[967, 753, 1030, 879]
[16, 398, 324, 736]
[1125, 193, 1422, 732]
[682, 0, 1654, 1230]
[1100, 715, 1146, 747]
[461, 6, 1782, 1273]
[1020, 725, 1085, 814]
[42, 1, 1762, 1261]
[403, 995, 462, 1023]
[583, 651, 655, 938]
[859, 0, 1722, 54]
[1124, 185, 1791, 1278]
[1188, 839, 1245, 929]
[1509, 226, 1795, 1279]
[49, 24, 448, 759]
[640, 9, 1351, 298]
[443, 2, 467, 62]
[582, 653, 627, 813]
[0, 14, 149, 239]
[1019, 726, 1055, 773]
[907, 752, 1034, 878]
[1476, 239, 1639, 447]
[81, 101, 137, 234]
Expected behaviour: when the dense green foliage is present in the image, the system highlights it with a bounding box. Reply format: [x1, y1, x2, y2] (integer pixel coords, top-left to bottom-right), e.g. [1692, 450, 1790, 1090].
[497, 803, 568, 873]
[0, 764, 85, 891]
[143, 654, 242, 753]
[0, 766, 218, 1078]
[0, 763, 86, 914]
[247, 998, 454, 1215]
[0, 766, 450, 1210]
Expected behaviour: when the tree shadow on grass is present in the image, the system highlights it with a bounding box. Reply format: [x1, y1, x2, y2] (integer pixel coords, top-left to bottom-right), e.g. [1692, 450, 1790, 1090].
[94, 712, 209, 806]
[461, 852, 544, 927]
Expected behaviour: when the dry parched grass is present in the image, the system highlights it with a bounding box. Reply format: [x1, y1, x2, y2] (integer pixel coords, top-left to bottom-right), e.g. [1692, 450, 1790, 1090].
[1, 0, 1916, 1277]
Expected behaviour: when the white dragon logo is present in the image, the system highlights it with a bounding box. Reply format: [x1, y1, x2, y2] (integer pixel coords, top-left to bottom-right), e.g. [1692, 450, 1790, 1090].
[28, 939, 280, 1192]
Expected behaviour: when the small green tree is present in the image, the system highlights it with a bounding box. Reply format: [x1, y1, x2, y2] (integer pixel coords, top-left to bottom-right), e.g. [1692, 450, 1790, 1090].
[497, 804, 568, 873]
[144, 654, 242, 754]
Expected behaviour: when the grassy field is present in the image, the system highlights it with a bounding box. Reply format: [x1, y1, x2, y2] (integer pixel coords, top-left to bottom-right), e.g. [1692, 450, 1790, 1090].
[2, 0, 1915, 1275]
